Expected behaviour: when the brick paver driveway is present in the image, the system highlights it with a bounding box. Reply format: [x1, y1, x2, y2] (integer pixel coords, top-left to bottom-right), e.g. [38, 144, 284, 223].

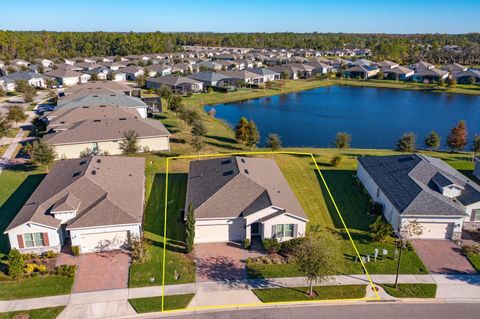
[412, 240, 477, 274]
[195, 243, 263, 282]
[72, 251, 130, 293]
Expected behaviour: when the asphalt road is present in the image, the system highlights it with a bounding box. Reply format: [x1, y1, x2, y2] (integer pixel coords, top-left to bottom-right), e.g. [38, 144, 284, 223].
[149, 303, 480, 319]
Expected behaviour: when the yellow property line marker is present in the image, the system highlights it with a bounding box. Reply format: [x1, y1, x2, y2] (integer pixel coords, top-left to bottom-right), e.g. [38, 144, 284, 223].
[161, 151, 380, 312]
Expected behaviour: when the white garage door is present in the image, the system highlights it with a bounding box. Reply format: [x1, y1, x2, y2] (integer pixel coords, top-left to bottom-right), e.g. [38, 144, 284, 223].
[415, 222, 454, 239]
[80, 231, 130, 253]
[195, 222, 244, 243]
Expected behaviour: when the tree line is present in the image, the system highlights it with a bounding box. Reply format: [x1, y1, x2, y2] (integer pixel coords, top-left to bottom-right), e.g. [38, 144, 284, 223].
[1, 31, 480, 64]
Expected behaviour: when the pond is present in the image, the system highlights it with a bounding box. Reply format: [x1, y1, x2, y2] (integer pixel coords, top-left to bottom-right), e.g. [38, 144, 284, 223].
[206, 86, 480, 149]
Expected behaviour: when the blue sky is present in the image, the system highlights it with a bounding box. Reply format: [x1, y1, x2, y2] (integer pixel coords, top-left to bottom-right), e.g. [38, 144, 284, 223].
[2, 0, 479, 33]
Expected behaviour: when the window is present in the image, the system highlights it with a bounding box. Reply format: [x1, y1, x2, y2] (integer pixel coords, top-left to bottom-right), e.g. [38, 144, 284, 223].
[275, 224, 295, 238]
[23, 233, 44, 248]
[473, 209, 480, 221]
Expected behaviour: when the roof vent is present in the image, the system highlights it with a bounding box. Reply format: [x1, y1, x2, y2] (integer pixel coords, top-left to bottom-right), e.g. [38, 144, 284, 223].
[80, 160, 87, 165]
[241, 158, 246, 163]
[91, 170, 96, 175]
[96, 159, 101, 163]
[244, 169, 249, 174]
[119, 118, 127, 120]
[221, 159, 232, 165]
[72, 172, 81, 177]
[100, 105, 106, 107]
[93, 119, 101, 122]
[82, 106, 89, 108]
[223, 170, 235, 176]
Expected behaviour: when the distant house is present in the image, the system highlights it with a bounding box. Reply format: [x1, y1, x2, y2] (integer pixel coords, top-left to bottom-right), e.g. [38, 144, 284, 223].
[195, 61, 223, 72]
[45, 69, 90, 86]
[187, 72, 232, 87]
[411, 61, 435, 72]
[145, 76, 203, 93]
[269, 64, 315, 79]
[148, 64, 172, 76]
[123, 66, 145, 81]
[376, 60, 399, 70]
[10, 59, 30, 67]
[306, 62, 333, 74]
[441, 63, 468, 75]
[453, 69, 480, 84]
[185, 156, 309, 243]
[43, 105, 170, 159]
[246, 68, 281, 82]
[37, 59, 54, 68]
[84, 67, 110, 80]
[218, 70, 266, 84]
[382, 66, 415, 80]
[413, 68, 449, 83]
[0, 72, 47, 91]
[343, 64, 380, 79]
[4, 156, 145, 254]
[358, 154, 480, 240]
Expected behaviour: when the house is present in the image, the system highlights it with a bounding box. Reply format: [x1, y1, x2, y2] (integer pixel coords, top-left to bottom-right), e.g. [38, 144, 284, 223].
[43, 105, 171, 159]
[37, 59, 54, 68]
[382, 66, 415, 80]
[10, 59, 30, 67]
[441, 63, 468, 75]
[4, 156, 145, 254]
[454, 69, 480, 84]
[306, 62, 333, 74]
[145, 76, 203, 93]
[56, 93, 148, 118]
[343, 65, 380, 79]
[413, 68, 449, 83]
[358, 154, 480, 240]
[0, 72, 47, 91]
[123, 66, 145, 81]
[376, 60, 399, 70]
[84, 67, 110, 80]
[185, 156, 309, 243]
[195, 61, 223, 72]
[246, 68, 281, 82]
[148, 64, 172, 76]
[187, 72, 232, 87]
[45, 69, 90, 86]
[411, 61, 435, 72]
[269, 64, 315, 79]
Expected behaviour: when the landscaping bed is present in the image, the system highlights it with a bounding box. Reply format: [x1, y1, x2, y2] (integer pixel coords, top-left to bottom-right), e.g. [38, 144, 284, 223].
[381, 284, 437, 298]
[252, 285, 367, 302]
[129, 294, 195, 313]
[0, 306, 65, 319]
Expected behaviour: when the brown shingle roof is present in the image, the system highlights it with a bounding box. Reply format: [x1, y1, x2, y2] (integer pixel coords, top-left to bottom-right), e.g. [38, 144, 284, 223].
[185, 156, 308, 220]
[5, 156, 145, 232]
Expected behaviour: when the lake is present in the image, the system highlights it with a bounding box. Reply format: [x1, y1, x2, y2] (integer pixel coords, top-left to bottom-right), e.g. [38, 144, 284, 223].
[206, 86, 480, 149]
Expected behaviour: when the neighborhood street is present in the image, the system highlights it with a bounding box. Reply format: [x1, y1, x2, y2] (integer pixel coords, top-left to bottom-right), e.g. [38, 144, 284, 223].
[146, 303, 480, 319]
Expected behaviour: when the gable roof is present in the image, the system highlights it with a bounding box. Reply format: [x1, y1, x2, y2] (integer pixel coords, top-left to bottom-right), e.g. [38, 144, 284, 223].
[185, 156, 308, 220]
[45, 69, 84, 78]
[358, 154, 480, 217]
[146, 75, 202, 87]
[5, 156, 145, 232]
[57, 93, 146, 110]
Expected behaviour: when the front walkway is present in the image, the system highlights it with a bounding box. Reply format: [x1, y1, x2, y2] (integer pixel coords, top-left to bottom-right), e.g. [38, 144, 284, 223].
[412, 240, 477, 274]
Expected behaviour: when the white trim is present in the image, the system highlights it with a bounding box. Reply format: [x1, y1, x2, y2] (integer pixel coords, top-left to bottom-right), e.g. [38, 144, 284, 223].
[66, 222, 141, 231]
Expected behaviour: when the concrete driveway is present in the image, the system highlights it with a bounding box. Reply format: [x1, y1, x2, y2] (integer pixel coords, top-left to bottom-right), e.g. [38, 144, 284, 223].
[72, 251, 130, 293]
[195, 242, 263, 282]
[412, 240, 477, 274]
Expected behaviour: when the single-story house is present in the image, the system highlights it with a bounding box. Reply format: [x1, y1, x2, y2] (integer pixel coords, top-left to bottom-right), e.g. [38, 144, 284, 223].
[0, 72, 47, 91]
[412, 68, 449, 83]
[145, 76, 203, 93]
[358, 154, 480, 240]
[306, 62, 333, 74]
[343, 64, 380, 79]
[441, 63, 468, 75]
[195, 61, 223, 72]
[454, 69, 480, 84]
[10, 59, 30, 67]
[218, 70, 266, 84]
[187, 72, 232, 87]
[45, 69, 90, 86]
[43, 105, 171, 159]
[411, 61, 435, 72]
[148, 64, 172, 76]
[185, 156, 309, 244]
[246, 68, 281, 82]
[269, 64, 316, 79]
[376, 60, 399, 70]
[4, 156, 145, 254]
[382, 66, 415, 80]
[123, 66, 146, 80]
[84, 67, 110, 80]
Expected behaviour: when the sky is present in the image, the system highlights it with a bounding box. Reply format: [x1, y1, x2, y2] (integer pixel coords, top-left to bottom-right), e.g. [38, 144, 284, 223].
[1, 0, 479, 34]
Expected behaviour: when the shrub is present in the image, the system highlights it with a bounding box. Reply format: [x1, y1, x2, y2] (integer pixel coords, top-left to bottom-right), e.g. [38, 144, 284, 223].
[130, 236, 150, 264]
[370, 202, 383, 215]
[71, 246, 80, 257]
[36, 264, 47, 274]
[330, 155, 343, 167]
[42, 251, 58, 259]
[243, 238, 251, 250]
[279, 237, 306, 256]
[207, 87, 214, 93]
[7, 249, 24, 280]
[262, 238, 280, 254]
[54, 265, 76, 278]
[12, 312, 31, 319]
[405, 241, 414, 251]
[24, 263, 37, 274]
[369, 216, 393, 242]
[462, 244, 479, 257]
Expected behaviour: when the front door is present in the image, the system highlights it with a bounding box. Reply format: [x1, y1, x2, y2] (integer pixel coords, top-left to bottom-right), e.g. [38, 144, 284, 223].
[251, 223, 260, 237]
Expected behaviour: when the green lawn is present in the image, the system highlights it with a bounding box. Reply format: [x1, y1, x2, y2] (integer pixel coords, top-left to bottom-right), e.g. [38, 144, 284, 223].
[467, 254, 480, 272]
[0, 276, 74, 300]
[0, 306, 65, 319]
[252, 285, 367, 303]
[381, 284, 437, 298]
[128, 294, 195, 313]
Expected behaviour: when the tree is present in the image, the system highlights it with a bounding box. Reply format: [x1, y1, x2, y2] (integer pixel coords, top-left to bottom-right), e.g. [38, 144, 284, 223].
[14, 80, 31, 93]
[191, 119, 207, 137]
[0, 115, 9, 145]
[6, 249, 24, 280]
[191, 135, 204, 153]
[369, 216, 393, 242]
[472, 135, 480, 157]
[168, 95, 183, 112]
[119, 130, 141, 156]
[330, 155, 343, 167]
[90, 73, 99, 81]
[335, 132, 352, 150]
[424, 131, 441, 151]
[7, 106, 27, 128]
[296, 235, 334, 297]
[245, 120, 260, 149]
[265, 133, 282, 151]
[25, 140, 56, 171]
[447, 120, 468, 152]
[396, 132, 416, 153]
[135, 74, 148, 88]
[234, 117, 249, 143]
[106, 71, 115, 81]
[447, 77, 457, 88]
[185, 203, 195, 253]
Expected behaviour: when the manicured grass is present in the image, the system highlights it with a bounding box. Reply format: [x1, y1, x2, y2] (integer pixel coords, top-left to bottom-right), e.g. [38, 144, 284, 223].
[128, 294, 195, 313]
[0, 276, 74, 300]
[467, 254, 480, 272]
[0, 306, 65, 319]
[381, 284, 437, 298]
[252, 285, 367, 302]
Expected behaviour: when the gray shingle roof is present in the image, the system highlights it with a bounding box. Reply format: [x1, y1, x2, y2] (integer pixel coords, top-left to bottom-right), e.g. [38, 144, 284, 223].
[185, 156, 308, 220]
[358, 154, 480, 217]
[5, 156, 145, 232]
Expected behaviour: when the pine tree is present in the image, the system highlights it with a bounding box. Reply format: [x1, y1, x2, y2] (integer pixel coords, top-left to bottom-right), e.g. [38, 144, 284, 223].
[25, 140, 56, 172]
[245, 120, 260, 149]
[234, 117, 249, 143]
[447, 120, 468, 152]
[185, 203, 195, 253]
[265, 133, 282, 151]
